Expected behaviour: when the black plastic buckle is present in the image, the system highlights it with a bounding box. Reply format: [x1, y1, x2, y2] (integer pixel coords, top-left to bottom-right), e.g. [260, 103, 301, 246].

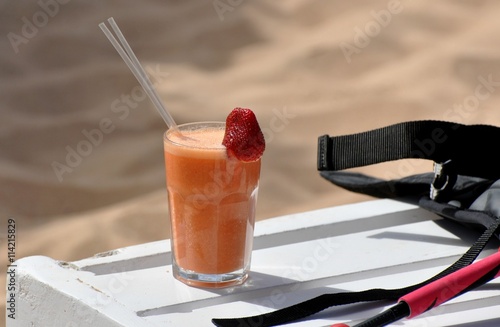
[430, 160, 457, 201]
[317, 135, 333, 171]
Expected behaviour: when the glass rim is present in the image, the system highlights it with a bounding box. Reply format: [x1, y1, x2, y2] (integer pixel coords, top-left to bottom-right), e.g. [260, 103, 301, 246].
[163, 121, 226, 150]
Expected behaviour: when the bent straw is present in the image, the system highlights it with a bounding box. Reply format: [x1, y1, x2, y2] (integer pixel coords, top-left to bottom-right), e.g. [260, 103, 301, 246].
[99, 17, 178, 131]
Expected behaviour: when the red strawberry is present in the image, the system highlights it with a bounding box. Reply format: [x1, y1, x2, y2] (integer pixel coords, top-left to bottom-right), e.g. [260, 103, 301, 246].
[222, 108, 265, 162]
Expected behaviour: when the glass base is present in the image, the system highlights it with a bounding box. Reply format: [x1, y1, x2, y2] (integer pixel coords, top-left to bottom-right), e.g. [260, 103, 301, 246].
[172, 264, 249, 288]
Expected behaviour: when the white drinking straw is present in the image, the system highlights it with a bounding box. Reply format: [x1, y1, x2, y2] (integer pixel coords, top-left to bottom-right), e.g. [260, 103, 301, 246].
[99, 17, 178, 131]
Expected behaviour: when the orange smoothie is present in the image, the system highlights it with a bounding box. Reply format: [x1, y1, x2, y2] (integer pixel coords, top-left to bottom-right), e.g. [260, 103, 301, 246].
[164, 122, 260, 287]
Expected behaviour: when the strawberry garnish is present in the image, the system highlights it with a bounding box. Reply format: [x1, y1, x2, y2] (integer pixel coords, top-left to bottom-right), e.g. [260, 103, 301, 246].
[222, 108, 265, 162]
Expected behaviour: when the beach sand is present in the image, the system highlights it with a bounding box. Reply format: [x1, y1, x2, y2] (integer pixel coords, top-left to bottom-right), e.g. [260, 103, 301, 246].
[2, 1, 500, 324]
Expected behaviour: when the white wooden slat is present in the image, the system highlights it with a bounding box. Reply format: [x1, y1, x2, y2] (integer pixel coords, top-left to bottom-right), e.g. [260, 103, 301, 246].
[10, 199, 500, 326]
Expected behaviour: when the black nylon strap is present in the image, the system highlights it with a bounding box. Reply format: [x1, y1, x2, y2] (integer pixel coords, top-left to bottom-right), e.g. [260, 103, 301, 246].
[317, 121, 500, 180]
[212, 216, 500, 327]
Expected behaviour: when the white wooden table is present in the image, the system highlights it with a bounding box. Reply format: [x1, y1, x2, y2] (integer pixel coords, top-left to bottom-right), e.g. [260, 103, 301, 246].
[9, 199, 500, 326]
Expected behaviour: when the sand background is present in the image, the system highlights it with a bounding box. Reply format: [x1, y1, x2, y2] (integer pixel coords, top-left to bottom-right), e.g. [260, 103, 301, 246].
[2, 1, 500, 325]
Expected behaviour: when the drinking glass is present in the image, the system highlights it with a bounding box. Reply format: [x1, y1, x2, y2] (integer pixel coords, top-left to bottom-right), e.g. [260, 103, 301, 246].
[164, 122, 261, 288]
